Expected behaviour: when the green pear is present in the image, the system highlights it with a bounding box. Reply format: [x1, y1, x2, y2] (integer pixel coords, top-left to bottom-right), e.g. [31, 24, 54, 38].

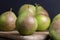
[35, 4, 50, 31]
[36, 15, 50, 31]
[18, 4, 36, 16]
[16, 12, 38, 35]
[49, 14, 60, 40]
[0, 8, 17, 31]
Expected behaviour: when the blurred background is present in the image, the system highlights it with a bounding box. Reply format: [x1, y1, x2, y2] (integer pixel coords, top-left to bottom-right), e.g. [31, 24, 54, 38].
[0, 0, 60, 20]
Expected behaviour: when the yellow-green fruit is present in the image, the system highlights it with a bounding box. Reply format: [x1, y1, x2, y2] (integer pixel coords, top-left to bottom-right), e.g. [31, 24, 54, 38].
[16, 12, 38, 35]
[0, 9, 17, 31]
[49, 14, 60, 40]
[36, 15, 50, 31]
[18, 4, 36, 16]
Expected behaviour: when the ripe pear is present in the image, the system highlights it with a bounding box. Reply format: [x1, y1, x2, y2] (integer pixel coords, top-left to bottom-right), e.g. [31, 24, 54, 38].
[49, 14, 60, 40]
[35, 4, 50, 31]
[16, 12, 38, 35]
[18, 4, 36, 16]
[0, 8, 17, 31]
[35, 15, 50, 31]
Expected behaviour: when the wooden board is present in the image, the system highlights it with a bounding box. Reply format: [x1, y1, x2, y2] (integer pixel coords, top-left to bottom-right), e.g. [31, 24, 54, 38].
[0, 31, 49, 40]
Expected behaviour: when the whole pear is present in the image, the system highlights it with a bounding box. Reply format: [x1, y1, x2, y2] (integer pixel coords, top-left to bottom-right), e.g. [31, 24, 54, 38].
[0, 8, 17, 31]
[16, 12, 38, 35]
[49, 14, 60, 40]
[35, 4, 50, 31]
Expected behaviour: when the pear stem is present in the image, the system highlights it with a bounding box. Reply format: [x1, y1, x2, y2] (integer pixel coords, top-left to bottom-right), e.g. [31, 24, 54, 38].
[35, 3, 39, 16]
[10, 8, 12, 11]
[35, 3, 40, 7]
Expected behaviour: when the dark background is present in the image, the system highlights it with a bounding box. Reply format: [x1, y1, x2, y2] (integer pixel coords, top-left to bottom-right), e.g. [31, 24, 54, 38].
[0, 0, 60, 20]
